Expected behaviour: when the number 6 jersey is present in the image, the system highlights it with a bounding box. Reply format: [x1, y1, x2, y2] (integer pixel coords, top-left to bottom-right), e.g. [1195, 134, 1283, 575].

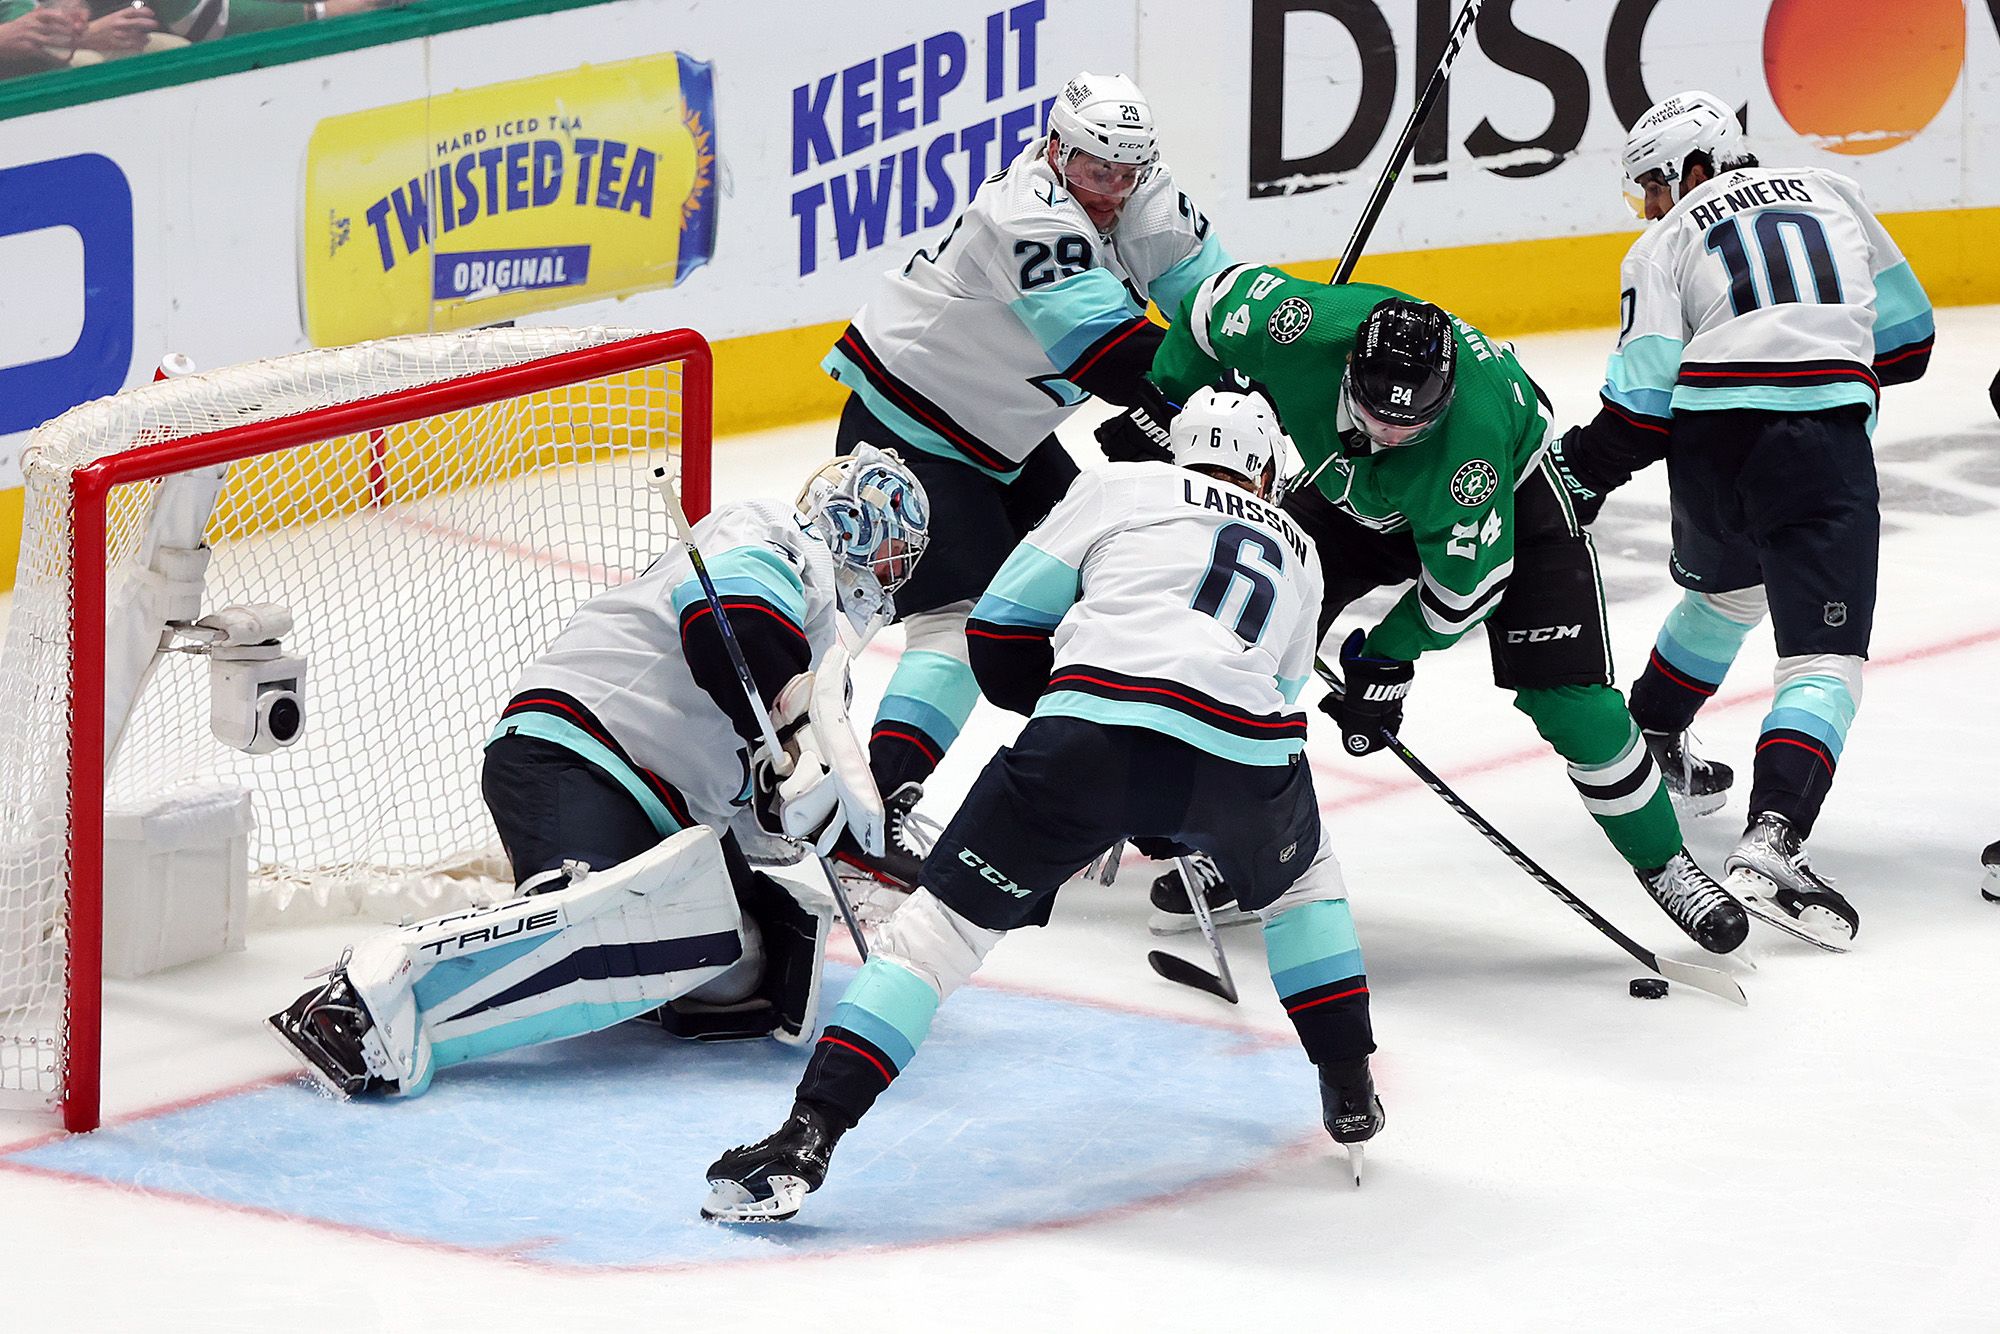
[1604, 165, 1934, 429]
[966, 462, 1323, 766]
[822, 137, 1229, 482]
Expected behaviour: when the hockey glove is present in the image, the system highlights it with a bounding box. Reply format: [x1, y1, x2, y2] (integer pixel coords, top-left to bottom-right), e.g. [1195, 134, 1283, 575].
[750, 673, 841, 846]
[1095, 403, 1175, 464]
[1546, 426, 1608, 527]
[1318, 630, 1413, 757]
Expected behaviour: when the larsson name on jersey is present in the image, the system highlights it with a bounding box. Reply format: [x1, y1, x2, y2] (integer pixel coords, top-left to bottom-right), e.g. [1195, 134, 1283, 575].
[1685, 177, 1817, 231]
[1181, 478, 1309, 560]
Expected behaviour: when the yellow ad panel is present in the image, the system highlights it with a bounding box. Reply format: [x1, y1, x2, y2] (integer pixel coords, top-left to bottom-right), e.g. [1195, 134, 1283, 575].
[301, 53, 718, 346]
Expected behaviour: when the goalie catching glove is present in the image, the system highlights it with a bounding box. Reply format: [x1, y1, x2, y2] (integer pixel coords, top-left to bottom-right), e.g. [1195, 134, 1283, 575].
[1318, 630, 1413, 757]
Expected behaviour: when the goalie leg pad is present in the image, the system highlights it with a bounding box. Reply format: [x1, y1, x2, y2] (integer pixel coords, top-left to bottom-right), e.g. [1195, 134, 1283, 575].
[338, 826, 748, 1094]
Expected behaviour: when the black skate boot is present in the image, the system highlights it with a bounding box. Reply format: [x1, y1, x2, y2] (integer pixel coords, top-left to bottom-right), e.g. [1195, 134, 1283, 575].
[1724, 812, 1859, 946]
[1983, 841, 2000, 905]
[701, 1101, 847, 1223]
[265, 956, 390, 1099]
[1147, 853, 1257, 936]
[1636, 848, 1749, 954]
[1643, 729, 1733, 818]
[832, 781, 931, 889]
[1318, 1057, 1385, 1186]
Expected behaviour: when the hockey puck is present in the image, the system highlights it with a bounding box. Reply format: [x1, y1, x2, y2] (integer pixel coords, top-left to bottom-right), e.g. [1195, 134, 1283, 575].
[1628, 977, 1669, 999]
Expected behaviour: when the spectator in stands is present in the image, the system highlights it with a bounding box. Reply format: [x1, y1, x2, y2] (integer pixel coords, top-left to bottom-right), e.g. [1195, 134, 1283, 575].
[0, 2, 86, 76]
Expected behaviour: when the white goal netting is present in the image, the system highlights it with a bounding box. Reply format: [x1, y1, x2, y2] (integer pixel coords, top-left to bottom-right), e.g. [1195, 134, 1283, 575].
[0, 327, 698, 1109]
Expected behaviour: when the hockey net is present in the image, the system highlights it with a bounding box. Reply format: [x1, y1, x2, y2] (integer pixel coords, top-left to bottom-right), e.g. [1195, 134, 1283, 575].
[0, 327, 711, 1130]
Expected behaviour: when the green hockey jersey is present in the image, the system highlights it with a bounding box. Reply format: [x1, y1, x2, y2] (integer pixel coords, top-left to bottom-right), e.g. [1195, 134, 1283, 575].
[1152, 267, 1553, 662]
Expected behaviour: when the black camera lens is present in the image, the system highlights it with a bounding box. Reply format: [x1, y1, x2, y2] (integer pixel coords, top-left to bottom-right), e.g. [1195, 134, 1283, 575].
[266, 693, 303, 743]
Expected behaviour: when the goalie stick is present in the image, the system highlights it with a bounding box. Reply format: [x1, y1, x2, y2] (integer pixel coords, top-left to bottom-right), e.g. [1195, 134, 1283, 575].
[1316, 660, 1747, 1007]
[1146, 856, 1239, 1004]
[650, 466, 871, 961]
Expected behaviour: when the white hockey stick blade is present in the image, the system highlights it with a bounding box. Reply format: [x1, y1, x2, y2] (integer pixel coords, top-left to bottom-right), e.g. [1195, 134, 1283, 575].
[1733, 882, 1852, 953]
[1651, 954, 1750, 1006]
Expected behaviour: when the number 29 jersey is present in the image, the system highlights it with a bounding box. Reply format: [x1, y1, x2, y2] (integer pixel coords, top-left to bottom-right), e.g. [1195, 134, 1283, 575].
[822, 137, 1228, 482]
[1605, 165, 1934, 428]
[969, 463, 1323, 766]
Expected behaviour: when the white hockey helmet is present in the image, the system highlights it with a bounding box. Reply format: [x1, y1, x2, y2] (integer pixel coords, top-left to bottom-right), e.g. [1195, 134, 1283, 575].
[1170, 386, 1284, 495]
[1621, 90, 1749, 212]
[1048, 71, 1158, 196]
[796, 443, 930, 635]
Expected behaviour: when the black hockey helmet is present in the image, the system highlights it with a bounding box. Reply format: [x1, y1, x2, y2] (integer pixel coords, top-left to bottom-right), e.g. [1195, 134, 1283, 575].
[1341, 298, 1456, 448]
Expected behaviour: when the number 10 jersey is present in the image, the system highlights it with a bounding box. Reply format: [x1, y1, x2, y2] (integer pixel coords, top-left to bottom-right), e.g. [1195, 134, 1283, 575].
[1606, 165, 1934, 428]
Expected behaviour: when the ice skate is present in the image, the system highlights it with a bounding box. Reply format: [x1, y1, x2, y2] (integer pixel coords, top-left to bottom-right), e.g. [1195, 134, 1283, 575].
[1319, 1057, 1385, 1186]
[702, 1102, 846, 1223]
[265, 956, 391, 1099]
[1147, 853, 1257, 936]
[1983, 841, 2000, 904]
[1636, 848, 1749, 954]
[832, 781, 933, 889]
[1725, 812, 1859, 947]
[1643, 728, 1733, 818]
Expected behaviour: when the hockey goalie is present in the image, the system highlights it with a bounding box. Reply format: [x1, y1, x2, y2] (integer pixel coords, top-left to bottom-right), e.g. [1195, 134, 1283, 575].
[267, 447, 930, 1097]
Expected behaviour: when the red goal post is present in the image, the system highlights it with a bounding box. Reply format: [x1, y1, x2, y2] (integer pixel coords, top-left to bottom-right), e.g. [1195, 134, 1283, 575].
[0, 327, 711, 1133]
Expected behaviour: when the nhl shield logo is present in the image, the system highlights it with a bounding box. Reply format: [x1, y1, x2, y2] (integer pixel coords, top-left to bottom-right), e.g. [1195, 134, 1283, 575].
[1267, 297, 1313, 344]
[1450, 459, 1499, 507]
[1823, 601, 1847, 627]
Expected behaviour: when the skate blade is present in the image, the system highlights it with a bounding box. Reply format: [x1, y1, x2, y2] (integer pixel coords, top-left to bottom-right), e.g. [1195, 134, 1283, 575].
[1668, 789, 1728, 819]
[1728, 873, 1852, 953]
[263, 1015, 355, 1102]
[1345, 1141, 1365, 1187]
[700, 1175, 809, 1223]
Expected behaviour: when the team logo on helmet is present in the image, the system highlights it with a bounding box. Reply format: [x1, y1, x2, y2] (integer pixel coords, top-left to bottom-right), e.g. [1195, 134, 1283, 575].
[1267, 297, 1313, 344]
[1450, 459, 1499, 507]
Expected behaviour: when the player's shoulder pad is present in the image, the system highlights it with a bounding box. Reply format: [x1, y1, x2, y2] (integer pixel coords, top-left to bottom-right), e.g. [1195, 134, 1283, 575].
[1004, 163, 1102, 244]
[1187, 262, 1261, 355]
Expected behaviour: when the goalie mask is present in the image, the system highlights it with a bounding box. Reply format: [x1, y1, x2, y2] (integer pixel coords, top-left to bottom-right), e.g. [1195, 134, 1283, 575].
[1170, 385, 1283, 498]
[797, 444, 930, 636]
[1621, 90, 1749, 219]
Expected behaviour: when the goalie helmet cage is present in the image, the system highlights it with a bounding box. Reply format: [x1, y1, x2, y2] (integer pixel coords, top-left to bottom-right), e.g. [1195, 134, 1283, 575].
[0, 326, 713, 1133]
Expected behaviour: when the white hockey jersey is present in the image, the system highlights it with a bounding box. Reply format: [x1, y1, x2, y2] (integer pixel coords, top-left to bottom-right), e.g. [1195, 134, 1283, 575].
[968, 463, 1322, 766]
[1603, 166, 1934, 426]
[824, 137, 1230, 481]
[497, 501, 841, 832]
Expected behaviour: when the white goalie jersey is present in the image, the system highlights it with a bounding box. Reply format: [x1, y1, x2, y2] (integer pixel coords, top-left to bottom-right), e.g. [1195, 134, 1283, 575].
[968, 463, 1322, 766]
[503, 500, 843, 830]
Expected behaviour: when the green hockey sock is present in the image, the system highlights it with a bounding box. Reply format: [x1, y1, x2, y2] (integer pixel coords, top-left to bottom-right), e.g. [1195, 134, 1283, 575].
[1512, 684, 1682, 871]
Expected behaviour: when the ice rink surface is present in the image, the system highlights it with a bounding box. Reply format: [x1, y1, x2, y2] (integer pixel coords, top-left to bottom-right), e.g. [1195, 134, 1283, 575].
[4, 310, 1998, 1332]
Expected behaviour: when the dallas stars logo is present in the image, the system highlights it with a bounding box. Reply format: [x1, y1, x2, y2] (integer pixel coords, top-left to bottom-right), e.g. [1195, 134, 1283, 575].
[1450, 459, 1498, 507]
[1267, 297, 1313, 344]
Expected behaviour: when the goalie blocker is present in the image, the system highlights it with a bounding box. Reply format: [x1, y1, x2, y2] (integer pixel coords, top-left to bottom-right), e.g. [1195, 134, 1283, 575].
[268, 825, 832, 1098]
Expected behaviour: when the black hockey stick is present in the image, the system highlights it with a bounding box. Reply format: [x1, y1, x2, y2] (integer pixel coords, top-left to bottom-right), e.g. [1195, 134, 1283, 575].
[1147, 856, 1239, 1003]
[1316, 660, 1746, 1006]
[652, 466, 870, 961]
[1332, 0, 1486, 286]
[1274, 0, 1484, 509]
